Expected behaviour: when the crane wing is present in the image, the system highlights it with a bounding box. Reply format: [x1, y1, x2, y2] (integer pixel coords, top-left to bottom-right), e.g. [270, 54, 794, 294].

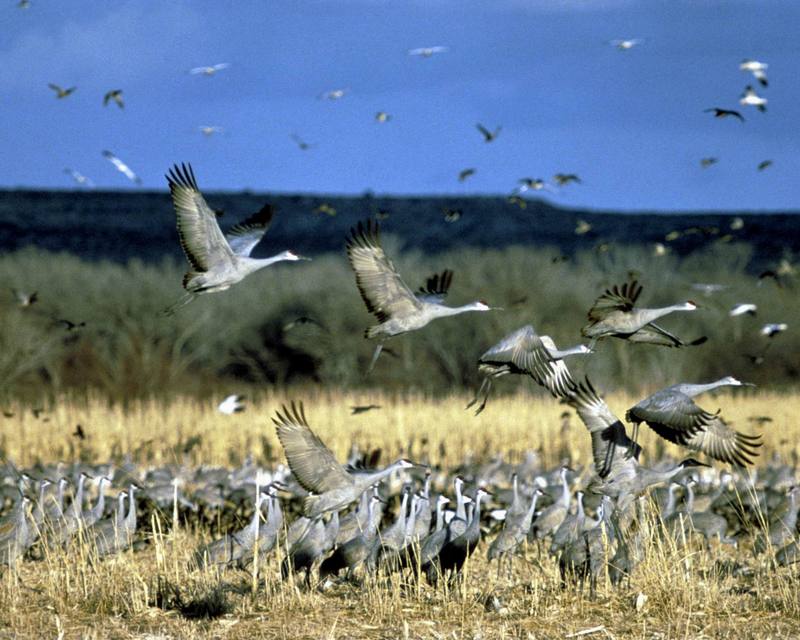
[166, 163, 234, 272]
[273, 401, 353, 494]
[646, 417, 761, 466]
[416, 269, 453, 304]
[586, 280, 643, 321]
[565, 378, 641, 478]
[627, 390, 717, 433]
[346, 220, 422, 323]
[225, 204, 274, 257]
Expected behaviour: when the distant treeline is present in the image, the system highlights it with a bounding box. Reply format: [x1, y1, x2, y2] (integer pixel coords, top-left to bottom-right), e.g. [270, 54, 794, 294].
[1, 240, 797, 403]
[1, 189, 799, 268]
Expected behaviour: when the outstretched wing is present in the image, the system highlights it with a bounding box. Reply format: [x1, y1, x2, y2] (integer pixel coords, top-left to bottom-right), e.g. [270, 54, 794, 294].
[416, 269, 453, 304]
[587, 281, 643, 321]
[627, 389, 717, 433]
[476, 123, 491, 139]
[565, 378, 641, 478]
[645, 416, 761, 466]
[225, 204, 274, 257]
[166, 163, 234, 272]
[273, 401, 353, 493]
[346, 220, 421, 323]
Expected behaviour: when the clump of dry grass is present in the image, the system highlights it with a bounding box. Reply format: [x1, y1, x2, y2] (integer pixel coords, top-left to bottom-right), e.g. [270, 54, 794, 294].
[0, 391, 799, 638]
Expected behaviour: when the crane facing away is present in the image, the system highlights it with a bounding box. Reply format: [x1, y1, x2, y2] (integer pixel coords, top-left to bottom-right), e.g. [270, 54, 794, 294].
[346, 220, 496, 370]
[164, 163, 309, 314]
[581, 280, 707, 348]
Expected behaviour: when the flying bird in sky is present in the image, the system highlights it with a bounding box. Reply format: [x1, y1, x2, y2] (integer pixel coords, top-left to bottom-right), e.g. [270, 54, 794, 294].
[48, 83, 76, 99]
[375, 111, 391, 123]
[700, 157, 718, 168]
[103, 90, 124, 109]
[199, 125, 224, 137]
[554, 173, 582, 186]
[517, 178, 548, 192]
[189, 63, 230, 76]
[408, 46, 448, 57]
[458, 168, 476, 182]
[757, 160, 773, 171]
[476, 123, 501, 143]
[290, 133, 312, 149]
[739, 59, 768, 87]
[101, 150, 141, 184]
[610, 38, 643, 50]
[704, 108, 745, 122]
[63, 168, 94, 187]
[739, 86, 767, 112]
[319, 88, 348, 100]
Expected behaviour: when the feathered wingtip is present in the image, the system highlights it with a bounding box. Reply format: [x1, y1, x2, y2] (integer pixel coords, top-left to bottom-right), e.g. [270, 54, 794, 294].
[272, 400, 309, 430]
[346, 218, 380, 251]
[165, 162, 199, 193]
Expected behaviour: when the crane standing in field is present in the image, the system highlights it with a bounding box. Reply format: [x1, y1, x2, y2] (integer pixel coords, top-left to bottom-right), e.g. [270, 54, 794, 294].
[346, 219, 496, 370]
[164, 163, 309, 314]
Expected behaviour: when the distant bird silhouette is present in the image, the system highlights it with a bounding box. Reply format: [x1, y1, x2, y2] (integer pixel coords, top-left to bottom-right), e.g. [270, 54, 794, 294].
[518, 178, 548, 192]
[704, 108, 745, 122]
[444, 208, 462, 222]
[350, 405, 381, 415]
[575, 220, 592, 236]
[346, 220, 494, 370]
[319, 88, 348, 100]
[218, 395, 245, 415]
[408, 46, 448, 57]
[740, 59, 768, 87]
[375, 112, 391, 123]
[11, 289, 37, 308]
[610, 38, 643, 50]
[72, 424, 85, 440]
[739, 85, 767, 112]
[761, 323, 787, 337]
[63, 168, 94, 187]
[757, 160, 773, 171]
[102, 150, 141, 184]
[508, 195, 527, 209]
[458, 168, 476, 182]
[476, 123, 501, 142]
[189, 63, 230, 76]
[730, 303, 757, 317]
[700, 157, 718, 169]
[56, 318, 86, 331]
[290, 133, 312, 149]
[554, 173, 582, 186]
[163, 163, 308, 313]
[199, 126, 223, 137]
[103, 89, 124, 109]
[48, 83, 76, 99]
[313, 203, 337, 217]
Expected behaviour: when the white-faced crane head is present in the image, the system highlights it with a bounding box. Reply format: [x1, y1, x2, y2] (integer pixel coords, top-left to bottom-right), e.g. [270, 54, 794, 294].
[281, 250, 311, 262]
[682, 300, 699, 311]
[395, 458, 415, 470]
[454, 475, 465, 490]
[470, 300, 493, 312]
[437, 495, 450, 507]
[475, 487, 492, 500]
[719, 376, 755, 387]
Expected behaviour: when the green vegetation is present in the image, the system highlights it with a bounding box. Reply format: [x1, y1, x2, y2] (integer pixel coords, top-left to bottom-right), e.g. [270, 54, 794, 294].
[1, 240, 797, 403]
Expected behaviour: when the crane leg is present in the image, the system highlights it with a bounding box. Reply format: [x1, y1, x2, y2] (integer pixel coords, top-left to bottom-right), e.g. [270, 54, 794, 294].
[162, 292, 196, 316]
[366, 342, 384, 373]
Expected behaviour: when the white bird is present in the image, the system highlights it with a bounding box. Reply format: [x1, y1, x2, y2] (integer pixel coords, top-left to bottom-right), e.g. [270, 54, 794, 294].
[218, 394, 245, 414]
[408, 46, 448, 58]
[610, 38, 643, 50]
[517, 178, 552, 193]
[198, 125, 224, 137]
[739, 59, 768, 87]
[189, 63, 230, 76]
[163, 163, 309, 313]
[101, 150, 141, 185]
[730, 303, 757, 317]
[319, 88, 348, 100]
[739, 85, 767, 112]
[761, 323, 787, 337]
[63, 168, 94, 188]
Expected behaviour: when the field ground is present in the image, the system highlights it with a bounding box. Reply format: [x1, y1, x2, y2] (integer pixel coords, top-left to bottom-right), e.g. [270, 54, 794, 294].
[1, 391, 799, 639]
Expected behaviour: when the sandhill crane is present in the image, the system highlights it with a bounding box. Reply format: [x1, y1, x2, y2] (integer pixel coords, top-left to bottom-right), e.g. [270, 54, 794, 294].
[488, 488, 543, 578]
[610, 38, 643, 50]
[346, 220, 494, 370]
[273, 401, 414, 518]
[704, 107, 745, 122]
[476, 123, 501, 142]
[730, 303, 757, 317]
[281, 512, 339, 587]
[740, 59, 768, 86]
[320, 494, 384, 580]
[467, 324, 591, 414]
[755, 487, 800, 554]
[48, 83, 76, 98]
[189, 63, 230, 76]
[408, 46, 448, 57]
[626, 377, 762, 466]
[164, 163, 308, 313]
[102, 150, 141, 184]
[103, 89, 124, 109]
[194, 492, 266, 569]
[530, 467, 571, 544]
[581, 281, 706, 348]
[0, 496, 31, 567]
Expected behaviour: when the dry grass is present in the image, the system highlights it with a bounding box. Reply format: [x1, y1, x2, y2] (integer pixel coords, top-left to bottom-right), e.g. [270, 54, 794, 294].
[1, 390, 799, 639]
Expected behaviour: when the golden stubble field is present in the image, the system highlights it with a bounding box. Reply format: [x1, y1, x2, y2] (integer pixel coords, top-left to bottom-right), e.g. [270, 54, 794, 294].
[0, 389, 799, 639]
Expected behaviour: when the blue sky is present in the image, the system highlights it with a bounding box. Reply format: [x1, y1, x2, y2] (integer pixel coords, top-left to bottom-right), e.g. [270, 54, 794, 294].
[1, 0, 798, 211]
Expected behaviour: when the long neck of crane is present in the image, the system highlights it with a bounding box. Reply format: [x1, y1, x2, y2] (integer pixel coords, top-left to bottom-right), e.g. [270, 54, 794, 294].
[523, 493, 540, 528]
[126, 489, 137, 528]
[71, 477, 86, 517]
[455, 483, 466, 519]
[637, 304, 694, 325]
[559, 473, 570, 507]
[92, 482, 107, 518]
[367, 500, 380, 536]
[430, 303, 483, 319]
[576, 494, 585, 524]
[405, 498, 418, 537]
[548, 344, 587, 359]
[249, 496, 263, 538]
[677, 379, 733, 398]
[685, 485, 695, 513]
[434, 502, 445, 532]
[363, 464, 399, 489]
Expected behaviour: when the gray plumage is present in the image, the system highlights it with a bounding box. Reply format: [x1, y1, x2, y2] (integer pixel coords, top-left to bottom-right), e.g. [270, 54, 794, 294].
[581, 280, 705, 348]
[0, 497, 32, 567]
[164, 163, 306, 312]
[194, 493, 265, 569]
[281, 512, 339, 587]
[626, 378, 762, 466]
[320, 494, 383, 580]
[274, 401, 414, 518]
